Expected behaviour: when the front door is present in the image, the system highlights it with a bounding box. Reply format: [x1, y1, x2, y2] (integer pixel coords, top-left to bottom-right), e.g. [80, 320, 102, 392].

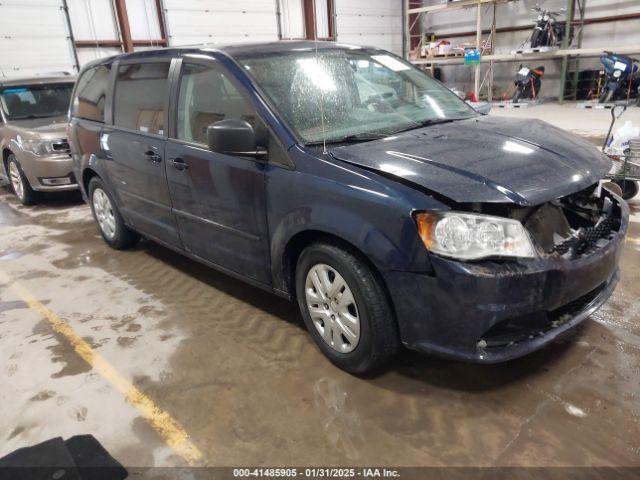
[165, 57, 271, 284]
[104, 59, 182, 248]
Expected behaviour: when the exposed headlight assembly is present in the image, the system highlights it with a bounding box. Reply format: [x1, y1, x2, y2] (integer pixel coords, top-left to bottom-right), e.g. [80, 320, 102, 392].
[21, 139, 59, 156]
[414, 211, 537, 260]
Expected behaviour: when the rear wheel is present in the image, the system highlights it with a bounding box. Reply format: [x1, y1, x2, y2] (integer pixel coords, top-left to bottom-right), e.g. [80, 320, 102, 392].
[88, 177, 139, 249]
[295, 242, 398, 374]
[7, 154, 40, 205]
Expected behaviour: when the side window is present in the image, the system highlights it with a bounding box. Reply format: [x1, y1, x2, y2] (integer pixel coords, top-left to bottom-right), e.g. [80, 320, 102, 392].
[72, 64, 111, 122]
[113, 62, 170, 135]
[176, 62, 256, 145]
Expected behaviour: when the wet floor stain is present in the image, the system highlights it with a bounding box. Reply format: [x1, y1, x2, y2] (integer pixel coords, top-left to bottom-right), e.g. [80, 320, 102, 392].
[0, 300, 27, 313]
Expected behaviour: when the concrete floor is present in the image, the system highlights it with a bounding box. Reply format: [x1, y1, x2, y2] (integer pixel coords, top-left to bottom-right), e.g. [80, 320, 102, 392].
[1, 114, 640, 470]
[490, 102, 640, 144]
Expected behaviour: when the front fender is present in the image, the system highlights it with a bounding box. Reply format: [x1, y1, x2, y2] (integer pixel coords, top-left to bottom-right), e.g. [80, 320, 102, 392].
[267, 149, 442, 294]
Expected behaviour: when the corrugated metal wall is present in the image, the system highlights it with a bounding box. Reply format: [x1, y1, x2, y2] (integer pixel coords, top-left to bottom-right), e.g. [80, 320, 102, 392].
[421, 0, 640, 97]
[163, 0, 280, 46]
[0, 0, 77, 78]
[1, 0, 408, 79]
[335, 0, 403, 55]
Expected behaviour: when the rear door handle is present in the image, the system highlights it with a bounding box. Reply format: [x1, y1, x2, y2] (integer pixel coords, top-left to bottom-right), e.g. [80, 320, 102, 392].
[171, 157, 189, 171]
[144, 150, 162, 163]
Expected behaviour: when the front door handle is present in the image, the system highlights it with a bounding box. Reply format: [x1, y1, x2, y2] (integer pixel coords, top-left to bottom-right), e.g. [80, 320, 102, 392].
[171, 157, 189, 171]
[144, 150, 162, 163]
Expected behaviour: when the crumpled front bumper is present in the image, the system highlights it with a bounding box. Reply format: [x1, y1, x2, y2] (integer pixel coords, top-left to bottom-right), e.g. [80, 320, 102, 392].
[385, 195, 629, 363]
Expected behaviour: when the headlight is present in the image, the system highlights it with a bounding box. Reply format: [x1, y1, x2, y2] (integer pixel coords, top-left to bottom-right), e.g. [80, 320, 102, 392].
[414, 211, 537, 260]
[613, 70, 622, 78]
[21, 139, 58, 156]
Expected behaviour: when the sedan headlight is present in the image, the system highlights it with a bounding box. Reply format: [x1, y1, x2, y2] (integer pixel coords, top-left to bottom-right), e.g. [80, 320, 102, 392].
[21, 139, 59, 156]
[414, 211, 537, 260]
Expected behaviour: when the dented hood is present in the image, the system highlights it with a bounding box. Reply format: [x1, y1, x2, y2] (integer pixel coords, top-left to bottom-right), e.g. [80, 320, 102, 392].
[331, 117, 611, 206]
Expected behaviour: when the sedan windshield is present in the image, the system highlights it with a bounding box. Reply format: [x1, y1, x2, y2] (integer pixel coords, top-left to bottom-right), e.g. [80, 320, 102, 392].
[238, 49, 475, 144]
[0, 83, 73, 120]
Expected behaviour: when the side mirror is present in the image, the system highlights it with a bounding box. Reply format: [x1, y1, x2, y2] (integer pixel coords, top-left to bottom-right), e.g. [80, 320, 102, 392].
[206, 119, 267, 159]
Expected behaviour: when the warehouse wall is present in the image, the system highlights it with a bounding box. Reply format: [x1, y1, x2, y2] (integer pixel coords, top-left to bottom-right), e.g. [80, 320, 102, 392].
[0, 0, 77, 78]
[335, 0, 403, 55]
[0, 0, 405, 79]
[420, 0, 640, 99]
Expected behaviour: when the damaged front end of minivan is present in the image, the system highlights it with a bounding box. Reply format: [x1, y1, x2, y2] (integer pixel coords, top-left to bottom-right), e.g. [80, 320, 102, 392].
[384, 183, 628, 363]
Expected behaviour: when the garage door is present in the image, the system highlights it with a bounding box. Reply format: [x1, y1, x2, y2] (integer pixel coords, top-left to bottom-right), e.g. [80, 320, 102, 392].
[335, 0, 402, 56]
[164, 0, 280, 46]
[0, 0, 77, 78]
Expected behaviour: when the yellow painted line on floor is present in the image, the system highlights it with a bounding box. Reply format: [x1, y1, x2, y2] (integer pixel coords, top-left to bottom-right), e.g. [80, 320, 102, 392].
[0, 270, 203, 465]
[627, 236, 640, 244]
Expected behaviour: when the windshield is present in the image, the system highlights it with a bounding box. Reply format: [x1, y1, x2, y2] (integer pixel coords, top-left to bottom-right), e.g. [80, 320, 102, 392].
[238, 49, 475, 144]
[0, 83, 73, 120]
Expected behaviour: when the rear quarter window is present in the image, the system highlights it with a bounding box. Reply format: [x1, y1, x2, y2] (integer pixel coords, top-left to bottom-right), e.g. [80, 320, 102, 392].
[72, 64, 111, 122]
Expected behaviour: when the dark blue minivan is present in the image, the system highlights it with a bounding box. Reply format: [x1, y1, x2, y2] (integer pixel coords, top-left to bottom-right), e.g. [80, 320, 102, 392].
[68, 42, 628, 373]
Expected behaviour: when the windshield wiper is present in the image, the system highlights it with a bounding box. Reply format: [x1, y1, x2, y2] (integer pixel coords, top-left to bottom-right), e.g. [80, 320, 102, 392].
[306, 131, 390, 146]
[392, 116, 471, 135]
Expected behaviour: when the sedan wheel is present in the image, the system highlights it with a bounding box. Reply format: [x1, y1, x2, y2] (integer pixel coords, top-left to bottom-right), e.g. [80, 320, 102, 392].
[92, 188, 117, 240]
[8, 161, 25, 202]
[305, 263, 361, 353]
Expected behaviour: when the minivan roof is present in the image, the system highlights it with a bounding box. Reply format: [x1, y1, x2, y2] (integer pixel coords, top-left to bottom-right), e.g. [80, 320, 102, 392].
[81, 40, 376, 68]
[0, 76, 76, 88]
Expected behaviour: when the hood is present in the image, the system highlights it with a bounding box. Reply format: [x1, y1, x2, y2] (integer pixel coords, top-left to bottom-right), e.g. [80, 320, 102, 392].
[6, 115, 68, 139]
[331, 117, 611, 206]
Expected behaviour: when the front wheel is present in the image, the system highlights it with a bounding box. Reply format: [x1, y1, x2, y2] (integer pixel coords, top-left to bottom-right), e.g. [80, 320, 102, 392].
[512, 88, 523, 104]
[88, 177, 139, 249]
[530, 29, 542, 48]
[7, 154, 40, 205]
[599, 87, 614, 103]
[615, 180, 639, 200]
[295, 242, 399, 374]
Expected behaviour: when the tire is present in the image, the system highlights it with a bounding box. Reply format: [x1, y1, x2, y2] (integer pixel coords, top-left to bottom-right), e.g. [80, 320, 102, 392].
[6, 154, 41, 205]
[512, 88, 523, 104]
[88, 176, 139, 249]
[615, 180, 639, 200]
[530, 29, 542, 48]
[295, 242, 399, 375]
[599, 87, 614, 104]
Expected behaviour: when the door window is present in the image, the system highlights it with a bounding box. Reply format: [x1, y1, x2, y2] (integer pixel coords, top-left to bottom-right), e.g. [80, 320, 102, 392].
[113, 62, 170, 135]
[176, 62, 256, 146]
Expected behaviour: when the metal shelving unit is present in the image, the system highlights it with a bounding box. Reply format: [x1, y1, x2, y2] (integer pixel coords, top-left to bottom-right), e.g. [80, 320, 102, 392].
[404, 0, 517, 99]
[405, 0, 640, 101]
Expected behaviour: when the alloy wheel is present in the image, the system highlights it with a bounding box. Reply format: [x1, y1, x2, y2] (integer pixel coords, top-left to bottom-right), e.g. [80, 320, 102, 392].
[8, 161, 24, 201]
[305, 263, 361, 353]
[92, 188, 117, 240]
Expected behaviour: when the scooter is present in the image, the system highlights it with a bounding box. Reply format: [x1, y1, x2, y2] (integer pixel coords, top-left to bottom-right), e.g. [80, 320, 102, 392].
[530, 5, 567, 48]
[512, 65, 545, 104]
[599, 51, 640, 104]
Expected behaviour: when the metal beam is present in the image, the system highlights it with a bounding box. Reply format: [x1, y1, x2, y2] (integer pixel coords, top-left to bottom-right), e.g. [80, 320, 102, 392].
[303, 0, 317, 40]
[411, 45, 640, 66]
[418, 12, 640, 41]
[558, 0, 575, 103]
[409, 0, 513, 14]
[114, 0, 134, 52]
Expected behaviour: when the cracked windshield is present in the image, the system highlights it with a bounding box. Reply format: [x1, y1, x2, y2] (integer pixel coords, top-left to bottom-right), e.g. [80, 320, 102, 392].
[239, 49, 475, 144]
